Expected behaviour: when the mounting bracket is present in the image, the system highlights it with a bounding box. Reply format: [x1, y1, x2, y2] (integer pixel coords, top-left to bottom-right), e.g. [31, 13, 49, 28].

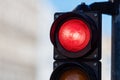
[74, 1, 119, 15]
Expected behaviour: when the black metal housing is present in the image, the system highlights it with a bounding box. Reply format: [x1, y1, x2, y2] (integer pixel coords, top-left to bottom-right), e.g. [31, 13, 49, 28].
[50, 2, 103, 80]
[50, 61, 101, 80]
[50, 11, 101, 60]
[74, 1, 119, 15]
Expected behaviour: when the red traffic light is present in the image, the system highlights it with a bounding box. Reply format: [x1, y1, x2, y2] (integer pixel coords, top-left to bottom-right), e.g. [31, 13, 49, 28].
[50, 5, 101, 80]
[50, 13, 94, 58]
[59, 19, 91, 52]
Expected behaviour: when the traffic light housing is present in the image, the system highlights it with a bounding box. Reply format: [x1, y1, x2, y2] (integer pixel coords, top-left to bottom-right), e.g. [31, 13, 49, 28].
[51, 61, 101, 80]
[50, 12, 101, 60]
[50, 5, 101, 80]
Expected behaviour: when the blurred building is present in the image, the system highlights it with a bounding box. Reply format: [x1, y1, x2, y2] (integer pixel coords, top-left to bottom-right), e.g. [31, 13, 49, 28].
[0, 0, 38, 80]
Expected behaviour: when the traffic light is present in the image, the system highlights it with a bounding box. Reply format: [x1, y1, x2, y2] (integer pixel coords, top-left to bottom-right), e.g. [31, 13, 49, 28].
[50, 4, 101, 80]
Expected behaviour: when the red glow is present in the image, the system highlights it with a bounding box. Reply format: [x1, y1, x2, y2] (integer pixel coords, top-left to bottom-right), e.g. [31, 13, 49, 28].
[58, 19, 90, 52]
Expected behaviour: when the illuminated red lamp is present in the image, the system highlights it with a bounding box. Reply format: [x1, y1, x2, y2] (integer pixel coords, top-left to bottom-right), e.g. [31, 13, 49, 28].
[50, 12, 98, 59]
[59, 19, 91, 52]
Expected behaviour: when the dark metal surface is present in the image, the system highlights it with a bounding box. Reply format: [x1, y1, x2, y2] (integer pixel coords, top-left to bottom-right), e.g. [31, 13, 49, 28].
[109, 0, 120, 3]
[74, 2, 118, 15]
[89, 2, 118, 15]
[111, 1, 120, 80]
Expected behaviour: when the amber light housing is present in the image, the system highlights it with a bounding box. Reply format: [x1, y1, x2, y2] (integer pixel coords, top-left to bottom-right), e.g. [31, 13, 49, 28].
[50, 63, 97, 80]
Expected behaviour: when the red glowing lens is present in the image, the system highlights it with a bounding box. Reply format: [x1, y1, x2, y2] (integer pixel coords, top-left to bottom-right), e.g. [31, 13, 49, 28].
[58, 19, 91, 52]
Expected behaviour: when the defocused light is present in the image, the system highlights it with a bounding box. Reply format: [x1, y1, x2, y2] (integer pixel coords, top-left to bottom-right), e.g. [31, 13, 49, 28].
[59, 19, 91, 52]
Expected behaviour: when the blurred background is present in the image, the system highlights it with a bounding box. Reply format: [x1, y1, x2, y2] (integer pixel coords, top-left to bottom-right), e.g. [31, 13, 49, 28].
[0, 0, 111, 80]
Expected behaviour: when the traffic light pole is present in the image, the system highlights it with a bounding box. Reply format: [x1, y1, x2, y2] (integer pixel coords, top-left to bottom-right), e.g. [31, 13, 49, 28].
[110, 0, 120, 80]
[88, 1, 120, 79]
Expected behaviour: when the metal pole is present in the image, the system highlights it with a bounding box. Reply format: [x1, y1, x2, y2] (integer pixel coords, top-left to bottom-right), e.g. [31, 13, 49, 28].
[110, 0, 120, 80]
